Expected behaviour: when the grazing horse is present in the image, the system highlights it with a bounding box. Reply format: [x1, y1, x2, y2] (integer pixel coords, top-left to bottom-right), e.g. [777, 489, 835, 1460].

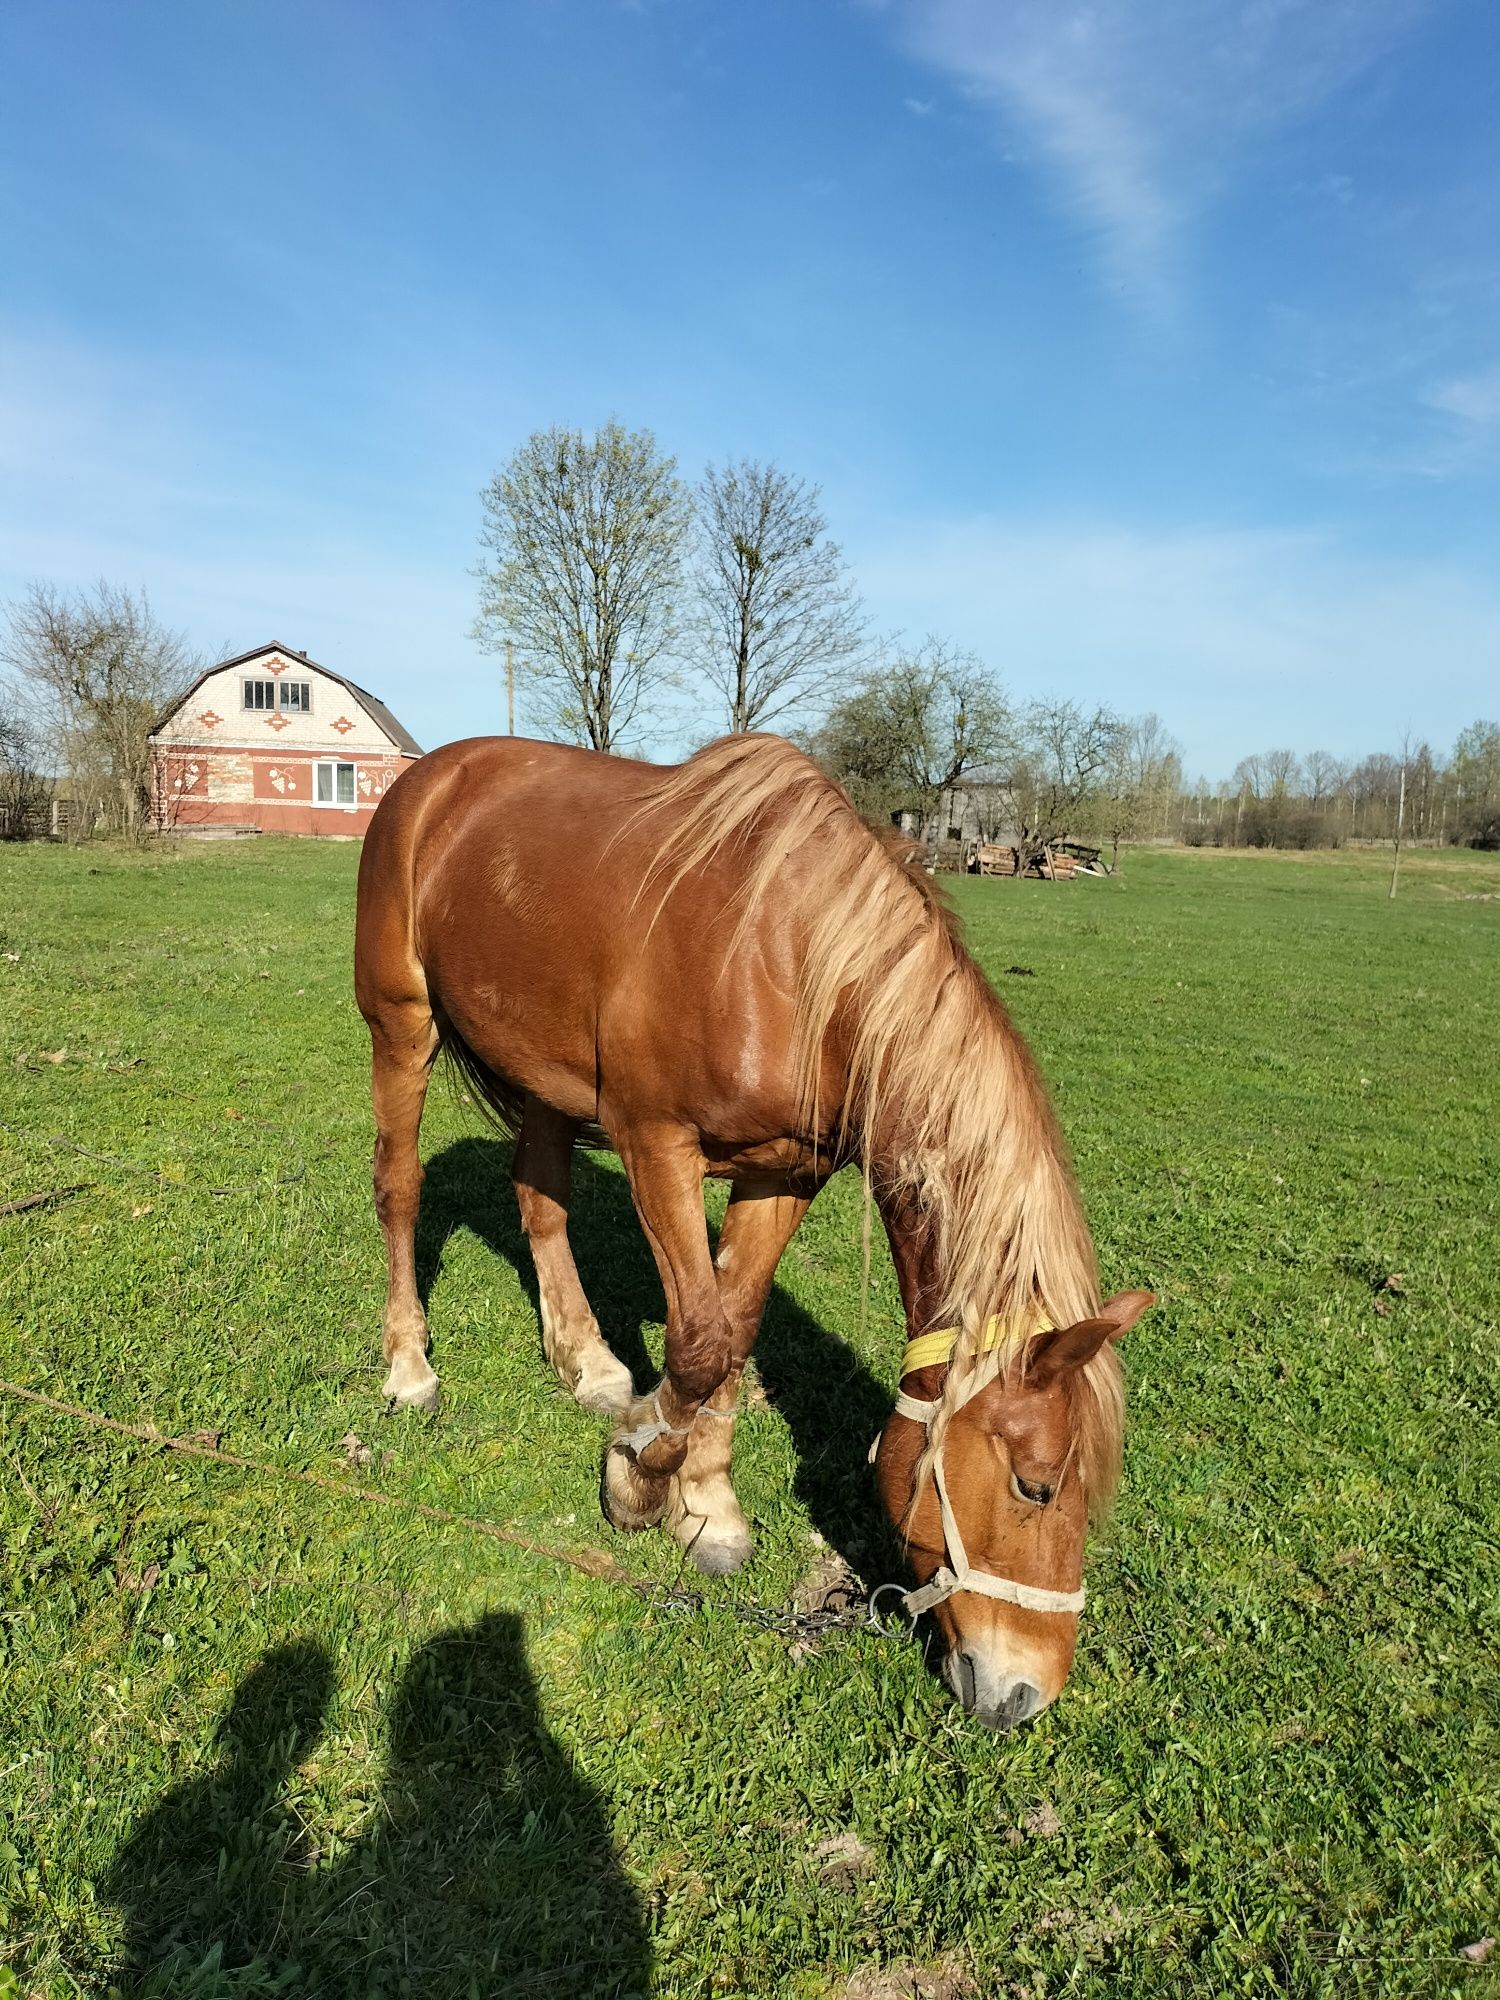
[355, 734, 1151, 1728]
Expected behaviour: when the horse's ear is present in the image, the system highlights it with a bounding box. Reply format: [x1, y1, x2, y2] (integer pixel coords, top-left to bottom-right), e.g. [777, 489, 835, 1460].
[1027, 1291, 1154, 1386]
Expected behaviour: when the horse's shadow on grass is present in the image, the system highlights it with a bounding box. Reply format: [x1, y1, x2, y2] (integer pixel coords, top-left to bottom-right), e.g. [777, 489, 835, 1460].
[99, 1614, 648, 1998]
[415, 1136, 901, 1587]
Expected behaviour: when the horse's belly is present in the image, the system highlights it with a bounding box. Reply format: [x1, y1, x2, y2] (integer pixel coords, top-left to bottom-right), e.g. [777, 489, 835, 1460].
[424, 918, 605, 1126]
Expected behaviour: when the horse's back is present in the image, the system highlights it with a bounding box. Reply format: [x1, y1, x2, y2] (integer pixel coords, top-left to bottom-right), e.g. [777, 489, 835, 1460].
[357, 737, 798, 1135]
[360, 736, 662, 943]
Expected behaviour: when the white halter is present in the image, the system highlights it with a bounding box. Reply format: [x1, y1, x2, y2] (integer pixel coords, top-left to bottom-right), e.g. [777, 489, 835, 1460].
[874, 1363, 1087, 1621]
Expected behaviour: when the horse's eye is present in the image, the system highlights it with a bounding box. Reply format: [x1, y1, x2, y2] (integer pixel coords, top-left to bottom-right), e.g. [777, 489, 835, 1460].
[1010, 1471, 1053, 1506]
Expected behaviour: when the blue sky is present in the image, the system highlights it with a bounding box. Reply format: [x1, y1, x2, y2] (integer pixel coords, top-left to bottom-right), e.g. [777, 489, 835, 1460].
[2, 0, 1497, 777]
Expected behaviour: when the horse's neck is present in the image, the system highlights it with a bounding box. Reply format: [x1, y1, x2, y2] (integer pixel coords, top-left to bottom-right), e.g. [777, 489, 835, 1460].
[877, 1184, 945, 1337]
[871, 1068, 1092, 1344]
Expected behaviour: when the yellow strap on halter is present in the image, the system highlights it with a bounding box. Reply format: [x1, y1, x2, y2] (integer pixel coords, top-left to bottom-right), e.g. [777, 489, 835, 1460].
[900, 1314, 1053, 1377]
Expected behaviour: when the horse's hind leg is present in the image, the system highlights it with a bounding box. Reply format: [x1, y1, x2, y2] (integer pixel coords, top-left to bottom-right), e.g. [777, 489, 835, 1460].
[513, 1097, 634, 1413]
[370, 1006, 441, 1410]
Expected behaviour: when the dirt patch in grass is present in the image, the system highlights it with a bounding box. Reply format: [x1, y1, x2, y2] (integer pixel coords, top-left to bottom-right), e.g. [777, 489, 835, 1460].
[841, 1952, 975, 2000]
[813, 1830, 879, 1889]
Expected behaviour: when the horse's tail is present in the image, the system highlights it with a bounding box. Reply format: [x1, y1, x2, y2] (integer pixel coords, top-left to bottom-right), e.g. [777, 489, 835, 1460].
[437, 1021, 526, 1136]
[439, 1020, 614, 1154]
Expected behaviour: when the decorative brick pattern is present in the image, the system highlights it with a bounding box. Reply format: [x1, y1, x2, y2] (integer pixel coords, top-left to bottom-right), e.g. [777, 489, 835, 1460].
[205, 754, 254, 802]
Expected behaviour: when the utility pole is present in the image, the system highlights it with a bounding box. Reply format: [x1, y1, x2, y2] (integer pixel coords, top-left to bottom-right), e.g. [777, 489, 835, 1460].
[1389, 741, 1408, 899]
[504, 638, 516, 736]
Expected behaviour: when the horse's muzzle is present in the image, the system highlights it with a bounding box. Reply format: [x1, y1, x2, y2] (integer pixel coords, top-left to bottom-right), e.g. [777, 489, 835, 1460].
[950, 1649, 1045, 1730]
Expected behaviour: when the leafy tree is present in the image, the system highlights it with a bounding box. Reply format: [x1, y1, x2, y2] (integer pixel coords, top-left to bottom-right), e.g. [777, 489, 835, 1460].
[813, 639, 1010, 833]
[688, 460, 865, 733]
[474, 423, 690, 752]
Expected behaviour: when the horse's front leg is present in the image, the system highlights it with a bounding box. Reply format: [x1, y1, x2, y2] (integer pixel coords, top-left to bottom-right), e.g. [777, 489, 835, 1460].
[603, 1131, 731, 1536]
[662, 1179, 815, 1573]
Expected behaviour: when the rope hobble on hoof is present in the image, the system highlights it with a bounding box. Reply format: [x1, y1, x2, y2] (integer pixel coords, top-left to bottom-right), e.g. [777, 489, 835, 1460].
[602, 1439, 670, 1531]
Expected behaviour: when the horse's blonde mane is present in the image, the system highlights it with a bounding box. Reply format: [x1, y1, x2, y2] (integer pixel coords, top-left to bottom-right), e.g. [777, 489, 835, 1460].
[637, 734, 1123, 1513]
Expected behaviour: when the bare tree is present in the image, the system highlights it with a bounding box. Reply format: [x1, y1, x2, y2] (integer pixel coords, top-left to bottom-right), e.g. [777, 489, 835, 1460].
[813, 638, 1010, 836]
[473, 422, 690, 753]
[1230, 746, 1307, 846]
[1, 582, 200, 841]
[0, 688, 53, 838]
[1098, 711, 1182, 873]
[1013, 699, 1124, 862]
[1389, 730, 1412, 898]
[1304, 750, 1346, 811]
[1349, 753, 1402, 839]
[1232, 752, 1268, 801]
[1452, 719, 1500, 847]
[688, 459, 865, 733]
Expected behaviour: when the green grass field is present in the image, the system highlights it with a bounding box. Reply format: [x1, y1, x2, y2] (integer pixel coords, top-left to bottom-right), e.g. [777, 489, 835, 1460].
[1, 836, 1497, 2000]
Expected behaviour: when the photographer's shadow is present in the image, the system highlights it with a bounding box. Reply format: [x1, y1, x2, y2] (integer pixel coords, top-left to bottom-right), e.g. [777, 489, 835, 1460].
[100, 1640, 332, 1989]
[417, 1137, 901, 1586]
[100, 1615, 648, 1997]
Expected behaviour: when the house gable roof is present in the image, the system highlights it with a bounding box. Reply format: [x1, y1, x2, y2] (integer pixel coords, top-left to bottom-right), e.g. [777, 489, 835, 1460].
[150, 643, 424, 757]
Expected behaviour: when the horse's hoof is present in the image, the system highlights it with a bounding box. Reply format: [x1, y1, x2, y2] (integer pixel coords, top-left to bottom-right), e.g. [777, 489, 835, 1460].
[684, 1527, 754, 1577]
[382, 1354, 440, 1412]
[602, 1443, 668, 1532]
[572, 1352, 634, 1414]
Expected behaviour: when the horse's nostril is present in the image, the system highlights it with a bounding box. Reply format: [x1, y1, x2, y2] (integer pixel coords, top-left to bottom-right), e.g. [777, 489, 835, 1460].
[1001, 1680, 1043, 1729]
[951, 1658, 1045, 1727]
[953, 1649, 979, 1712]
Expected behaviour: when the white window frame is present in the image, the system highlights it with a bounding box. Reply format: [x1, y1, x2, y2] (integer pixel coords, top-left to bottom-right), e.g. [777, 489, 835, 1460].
[313, 759, 359, 809]
[243, 678, 277, 710]
[279, 680, 312, 713]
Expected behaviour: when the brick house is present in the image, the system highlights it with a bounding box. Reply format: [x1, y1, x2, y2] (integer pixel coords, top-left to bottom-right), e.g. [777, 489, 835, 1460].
[149, 643, 423, 836]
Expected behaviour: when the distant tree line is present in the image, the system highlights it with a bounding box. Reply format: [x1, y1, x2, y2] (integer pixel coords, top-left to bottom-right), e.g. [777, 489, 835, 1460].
[3, 418, 1494, 858]
[1177, 731, 1500, 851]
[474, 419, 1497, 861]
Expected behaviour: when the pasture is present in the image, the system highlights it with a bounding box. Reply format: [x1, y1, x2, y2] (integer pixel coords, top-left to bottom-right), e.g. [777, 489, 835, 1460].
[1, 836, 1496, 1999]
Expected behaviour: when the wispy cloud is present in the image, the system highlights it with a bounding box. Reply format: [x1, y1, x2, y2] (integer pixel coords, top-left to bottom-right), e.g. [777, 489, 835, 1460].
[1426, 365, 1500, 427]
[888, 0, 1425, 321]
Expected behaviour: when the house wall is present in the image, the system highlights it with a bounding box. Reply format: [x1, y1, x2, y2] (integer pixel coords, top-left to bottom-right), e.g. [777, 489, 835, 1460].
[152, 651, 399, 758]
[938, 783, 1020, 845]
[151, 650, 417, 836]
[155, 743, 409, 835]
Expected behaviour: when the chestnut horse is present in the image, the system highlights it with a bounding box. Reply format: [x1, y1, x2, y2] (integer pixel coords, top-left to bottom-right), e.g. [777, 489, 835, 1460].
[355, 733, 1151, 1728]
